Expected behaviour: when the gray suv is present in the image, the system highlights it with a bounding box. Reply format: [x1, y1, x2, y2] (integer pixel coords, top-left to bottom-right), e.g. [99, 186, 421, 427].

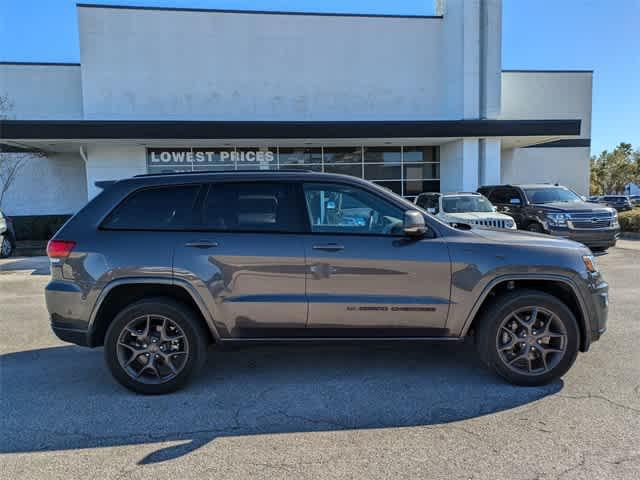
[45, 171, 609, 394]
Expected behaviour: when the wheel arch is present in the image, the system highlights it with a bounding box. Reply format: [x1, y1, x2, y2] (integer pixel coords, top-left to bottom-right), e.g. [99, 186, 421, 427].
[88, 277, 220, 347]
[461, 274, 591, 352]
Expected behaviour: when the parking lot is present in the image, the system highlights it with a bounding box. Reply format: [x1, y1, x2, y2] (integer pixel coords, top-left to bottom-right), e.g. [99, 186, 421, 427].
[1, 242, 639, 480]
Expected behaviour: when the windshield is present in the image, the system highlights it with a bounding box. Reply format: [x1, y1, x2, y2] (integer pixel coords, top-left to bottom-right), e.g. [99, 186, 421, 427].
[524, 187, 581, 204]
[442, 195, 494, 213]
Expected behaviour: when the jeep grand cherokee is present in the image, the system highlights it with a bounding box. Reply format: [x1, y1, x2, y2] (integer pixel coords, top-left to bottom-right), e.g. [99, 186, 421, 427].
[45, 172, 608, 394]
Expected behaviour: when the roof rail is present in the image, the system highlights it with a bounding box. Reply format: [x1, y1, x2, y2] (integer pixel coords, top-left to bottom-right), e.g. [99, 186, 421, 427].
[133, 169, 314, 178]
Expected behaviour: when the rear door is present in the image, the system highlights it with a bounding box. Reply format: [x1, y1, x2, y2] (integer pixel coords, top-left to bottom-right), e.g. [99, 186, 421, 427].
[172, 181, 308, 338]
[488, 187, 526, 227]
[301, 182, 452, 336]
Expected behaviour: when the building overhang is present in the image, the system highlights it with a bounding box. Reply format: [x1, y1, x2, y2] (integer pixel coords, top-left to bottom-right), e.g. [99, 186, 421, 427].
[0, 119, 580, 140]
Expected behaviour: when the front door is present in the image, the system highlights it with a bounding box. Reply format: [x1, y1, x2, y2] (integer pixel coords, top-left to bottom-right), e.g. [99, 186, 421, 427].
[172, 181, 307, 338]
[301, 182, 452, 337]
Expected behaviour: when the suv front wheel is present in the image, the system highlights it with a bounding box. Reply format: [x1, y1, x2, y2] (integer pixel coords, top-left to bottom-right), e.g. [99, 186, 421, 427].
[476, 290, 579, 386]
[104, 297, 208, 394]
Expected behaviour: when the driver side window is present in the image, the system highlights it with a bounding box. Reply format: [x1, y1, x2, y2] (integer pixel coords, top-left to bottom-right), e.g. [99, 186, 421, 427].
[303, 183, 404, 235]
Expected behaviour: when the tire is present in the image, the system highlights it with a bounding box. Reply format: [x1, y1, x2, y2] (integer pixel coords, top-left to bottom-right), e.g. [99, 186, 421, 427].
[526, 222, 545, 234]
[476, 289, 579, 386]
[104, 297, 209, 394]
[0, 236, 13, 258]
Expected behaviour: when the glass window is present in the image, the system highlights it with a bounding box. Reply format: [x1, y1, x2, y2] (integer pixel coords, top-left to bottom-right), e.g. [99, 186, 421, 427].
[278, 147, 322, 166]
[323, 147, 362, 164]
[373, 181, 403, 197]
[324, 163, 363, 177]
[403, 146, 437, 163]
[363, 147, 401, 164]
[404, 180, 439, 197]
[303, 183, 404, 235]
[404, 163, 439, 180]
[203, 182, 303, 233]
[489, 188, 522, 205]
[442, 195, 494, 213]
[103, 185, 201, 230]
[364, 163, 401, 180]
[416, 194, 440, 212]
[523, 187, 582, 204]
[234, 148, 277, 170]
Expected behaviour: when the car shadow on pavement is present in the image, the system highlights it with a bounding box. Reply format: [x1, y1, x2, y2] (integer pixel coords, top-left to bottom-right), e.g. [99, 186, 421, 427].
[1, 342, 562, 464]
[0, 257, 50, 275]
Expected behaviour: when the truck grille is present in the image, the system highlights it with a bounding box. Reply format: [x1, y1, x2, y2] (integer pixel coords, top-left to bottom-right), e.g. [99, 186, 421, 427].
[470, 219, 507, 229]
[567, 212, 614, 229]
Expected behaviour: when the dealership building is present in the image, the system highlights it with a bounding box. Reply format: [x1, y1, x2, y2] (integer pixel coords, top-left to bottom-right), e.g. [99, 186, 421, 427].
[0, 0, 593, 229]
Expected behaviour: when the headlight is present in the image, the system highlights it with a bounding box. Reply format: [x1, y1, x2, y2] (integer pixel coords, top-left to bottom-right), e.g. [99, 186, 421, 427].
[611, 211, 619, 228]
[505, 219, 515, 229]
[582, 255, 598, 273]
[546, 212, 570, 226]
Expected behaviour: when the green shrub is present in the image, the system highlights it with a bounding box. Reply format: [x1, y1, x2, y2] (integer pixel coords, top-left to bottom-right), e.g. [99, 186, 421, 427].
[619, 207, 640, 232]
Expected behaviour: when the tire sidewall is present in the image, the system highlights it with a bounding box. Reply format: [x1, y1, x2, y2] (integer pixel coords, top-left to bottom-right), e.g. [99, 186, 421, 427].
[527, 223, 544, 234]
[0, 236, 13, 258]
[104, 298, 207, 394]
[478, 291, 579, 386]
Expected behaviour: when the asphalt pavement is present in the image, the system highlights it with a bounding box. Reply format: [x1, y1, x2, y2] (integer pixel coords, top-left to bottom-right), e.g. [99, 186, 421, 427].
[1, 242, 639, 479]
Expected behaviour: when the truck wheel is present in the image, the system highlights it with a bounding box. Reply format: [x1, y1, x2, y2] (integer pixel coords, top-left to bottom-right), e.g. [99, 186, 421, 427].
[476, 290, 579, 386]
[104, 297, 208, 394]
[526, 223, 544, 234]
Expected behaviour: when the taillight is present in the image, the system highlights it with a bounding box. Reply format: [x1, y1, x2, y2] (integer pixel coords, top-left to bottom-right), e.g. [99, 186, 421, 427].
[47, 240, 76, 258]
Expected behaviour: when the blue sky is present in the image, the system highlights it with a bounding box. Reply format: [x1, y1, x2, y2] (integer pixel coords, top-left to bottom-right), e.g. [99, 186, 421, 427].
[1, 0, 638, 154]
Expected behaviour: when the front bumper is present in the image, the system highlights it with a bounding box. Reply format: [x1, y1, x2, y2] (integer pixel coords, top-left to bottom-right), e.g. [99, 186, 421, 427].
[547, 226, 620, 248]
[585, 277, 609, 345]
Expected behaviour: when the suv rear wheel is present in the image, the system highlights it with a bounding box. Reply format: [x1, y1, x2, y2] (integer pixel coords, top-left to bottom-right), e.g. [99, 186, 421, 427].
[476, 290, 579, 386]
[104, 297, 208, 394]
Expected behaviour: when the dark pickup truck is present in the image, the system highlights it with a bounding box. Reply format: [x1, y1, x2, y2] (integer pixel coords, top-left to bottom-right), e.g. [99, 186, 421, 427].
[478, 184, 620, 251]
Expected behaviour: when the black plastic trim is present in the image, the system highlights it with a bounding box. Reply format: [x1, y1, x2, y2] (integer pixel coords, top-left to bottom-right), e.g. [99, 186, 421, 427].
[0, 61, 80, 66]
[525, 139, 591, 148]
[502, 69, 593, 74]
[76, 3, 442, 19]
[0, 119, 582, 140]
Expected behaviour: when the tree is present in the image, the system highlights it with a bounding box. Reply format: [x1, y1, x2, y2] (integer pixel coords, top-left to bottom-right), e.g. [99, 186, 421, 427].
[590, 143, 640, 195]
[0, 94, 41, 210]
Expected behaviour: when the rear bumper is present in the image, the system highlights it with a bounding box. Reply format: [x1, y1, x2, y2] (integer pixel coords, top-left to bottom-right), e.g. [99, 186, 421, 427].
[51, 322, 90, 347]
[547, 226, 620, 248]
[45, 280, 93, 347]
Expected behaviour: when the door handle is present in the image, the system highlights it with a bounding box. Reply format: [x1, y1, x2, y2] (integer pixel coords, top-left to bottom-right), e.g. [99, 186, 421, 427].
[312, 243, 345, 252]
[184, 240, 219, 249]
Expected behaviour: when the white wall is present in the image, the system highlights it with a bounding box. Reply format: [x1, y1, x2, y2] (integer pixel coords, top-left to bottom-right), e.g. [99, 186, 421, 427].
[440, 139, 479, 192]
[0, 64, 83, 119]
[77, 6, 456, 121]
[0, 153, 87, 215]
[501, 71, 593, 138]
[85, 144, 147, 198]
[501, 147, 590, 195]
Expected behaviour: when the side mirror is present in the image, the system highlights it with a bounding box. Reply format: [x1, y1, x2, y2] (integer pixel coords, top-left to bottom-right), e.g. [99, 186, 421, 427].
[509, 198, 521, 205]
[492, 206, 498, 212]
[403, 210, 427, 236]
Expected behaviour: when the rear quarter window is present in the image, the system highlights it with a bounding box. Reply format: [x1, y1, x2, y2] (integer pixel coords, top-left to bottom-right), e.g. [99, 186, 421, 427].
[102, 185, 201, 230]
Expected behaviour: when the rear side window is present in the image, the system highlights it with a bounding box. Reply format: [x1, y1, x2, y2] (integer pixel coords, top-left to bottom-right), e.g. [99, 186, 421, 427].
[102, 185, 201, 230]
[489, 188, 522, 205]
[202, 182, 304, 233]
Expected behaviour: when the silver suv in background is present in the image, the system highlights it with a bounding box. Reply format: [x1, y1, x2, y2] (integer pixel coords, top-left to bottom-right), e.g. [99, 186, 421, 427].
[45, 172, 608, 394]
[0, 209, 16, 258]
